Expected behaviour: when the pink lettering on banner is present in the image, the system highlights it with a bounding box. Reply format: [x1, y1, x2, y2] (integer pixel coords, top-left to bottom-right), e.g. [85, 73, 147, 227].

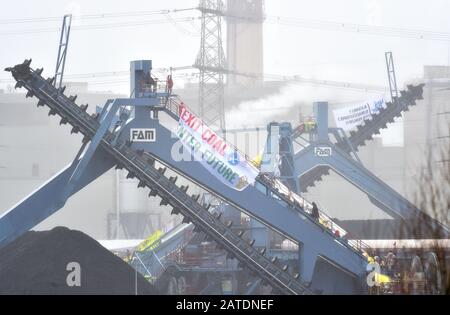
[179, 104, 187, 119]
[202, 129, 212, 141]
[179, 104, 227, 156]
[212, 140, 226, 156]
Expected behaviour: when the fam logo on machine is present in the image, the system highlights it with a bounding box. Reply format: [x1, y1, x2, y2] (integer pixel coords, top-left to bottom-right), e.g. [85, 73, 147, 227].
[130, 128, 156, 142]
[314, 146, 332, 157]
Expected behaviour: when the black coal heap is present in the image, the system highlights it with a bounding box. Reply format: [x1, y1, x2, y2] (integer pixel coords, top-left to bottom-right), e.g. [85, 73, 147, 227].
[0, 226, 158, 295]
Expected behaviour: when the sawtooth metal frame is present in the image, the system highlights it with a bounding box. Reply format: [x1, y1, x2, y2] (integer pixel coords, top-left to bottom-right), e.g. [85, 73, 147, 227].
[4, 53, 444, 295]
[1, 60, 376, 294]
[279, 101, 449, 238]
[297, 84, 426, 192]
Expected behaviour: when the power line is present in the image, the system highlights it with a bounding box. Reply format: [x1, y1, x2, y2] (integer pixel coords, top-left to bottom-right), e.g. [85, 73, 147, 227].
[0, 70, 199, 86]
[262, 73, 387, 92]
[266, 16, 450, 42]
[42, 66, 193, 79]
[0, 72, 385, 93]
[2, 8, 450, 42]
[0, 17, 198, 36]
[0, 8, 197, 25]
[163, 12, 200, 36]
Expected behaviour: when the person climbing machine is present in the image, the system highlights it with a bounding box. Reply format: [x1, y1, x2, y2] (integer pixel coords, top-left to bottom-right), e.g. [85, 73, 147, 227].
[311, 202, 320, 220]
[167, 74, 174, 94]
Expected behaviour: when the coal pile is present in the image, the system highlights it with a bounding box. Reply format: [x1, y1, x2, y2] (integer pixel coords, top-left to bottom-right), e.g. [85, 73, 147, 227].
[0, 227, 158, 295]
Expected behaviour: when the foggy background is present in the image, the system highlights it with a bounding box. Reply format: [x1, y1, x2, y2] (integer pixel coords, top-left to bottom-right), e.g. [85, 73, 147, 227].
[1, 0, 450, 93]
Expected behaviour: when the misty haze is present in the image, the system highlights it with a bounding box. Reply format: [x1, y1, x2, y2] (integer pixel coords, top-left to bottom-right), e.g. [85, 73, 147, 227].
[0, 0, 449, 298]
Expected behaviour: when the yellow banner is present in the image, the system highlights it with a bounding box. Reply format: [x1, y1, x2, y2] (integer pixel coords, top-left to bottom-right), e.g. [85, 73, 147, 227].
[136, 230, 163, 252]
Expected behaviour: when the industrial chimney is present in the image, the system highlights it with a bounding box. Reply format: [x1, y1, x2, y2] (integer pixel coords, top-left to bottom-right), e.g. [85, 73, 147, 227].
[226, 0, 264, 86]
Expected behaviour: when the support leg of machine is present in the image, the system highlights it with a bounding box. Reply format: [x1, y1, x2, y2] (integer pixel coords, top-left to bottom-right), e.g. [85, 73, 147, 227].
[298, 244, 318, 283]
[294, 144, 447, 228]
[60, 102, 120, 204]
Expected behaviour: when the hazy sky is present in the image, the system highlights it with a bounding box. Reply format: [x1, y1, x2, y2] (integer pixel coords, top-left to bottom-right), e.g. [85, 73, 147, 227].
[1, 0, 450, 95]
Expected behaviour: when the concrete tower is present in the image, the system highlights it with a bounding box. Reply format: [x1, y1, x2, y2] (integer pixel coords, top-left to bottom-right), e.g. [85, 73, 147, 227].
[226, 0, 264, 86]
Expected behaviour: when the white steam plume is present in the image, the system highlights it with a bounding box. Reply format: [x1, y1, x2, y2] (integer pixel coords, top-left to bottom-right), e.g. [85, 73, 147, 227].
[225, 83, 380, 129]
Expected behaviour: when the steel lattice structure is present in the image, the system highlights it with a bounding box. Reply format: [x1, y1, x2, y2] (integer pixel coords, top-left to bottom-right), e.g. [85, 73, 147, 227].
[54, 14, 72, 90]
[195, 0, 226, 131]
[385, 51, 399, 103]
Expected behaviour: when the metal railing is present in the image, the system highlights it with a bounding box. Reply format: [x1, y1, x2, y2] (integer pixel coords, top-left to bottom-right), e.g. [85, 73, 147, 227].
[163, 96, 261, 171]
[163, 96, 371, 257]
[10, 62, 312, 294]
[260, 172, 371, 255]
